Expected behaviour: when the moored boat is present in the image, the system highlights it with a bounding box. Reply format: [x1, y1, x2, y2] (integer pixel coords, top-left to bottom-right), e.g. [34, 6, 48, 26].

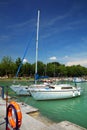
[10, 84, 31, 96]
[30, 84, 83, 100]
[73, 77, 86, 83]
[29, 10, 83, 100]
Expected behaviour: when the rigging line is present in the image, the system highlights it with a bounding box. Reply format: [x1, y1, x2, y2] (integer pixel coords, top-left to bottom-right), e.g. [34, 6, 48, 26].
[15, 30, 35, 78]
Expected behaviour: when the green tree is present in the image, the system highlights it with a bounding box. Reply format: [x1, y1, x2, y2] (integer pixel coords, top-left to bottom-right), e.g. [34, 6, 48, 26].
[31, 61, 45, 76]
[21, 62, 32, 77]
[15, 57, 22, 77]
[46, 63, 55, 77]
[0, 56, 15, 77]
[57, 65, 67, 77]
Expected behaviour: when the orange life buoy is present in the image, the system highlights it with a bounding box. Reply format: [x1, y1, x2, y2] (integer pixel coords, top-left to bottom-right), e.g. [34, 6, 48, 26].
[7, 101, 22, 129]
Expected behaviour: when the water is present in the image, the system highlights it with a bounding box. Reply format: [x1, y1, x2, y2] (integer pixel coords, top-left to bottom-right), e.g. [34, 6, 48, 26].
[0, 81, 87, 128]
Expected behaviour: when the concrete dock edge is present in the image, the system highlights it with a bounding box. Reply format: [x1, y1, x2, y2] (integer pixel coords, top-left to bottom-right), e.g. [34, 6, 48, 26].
[0, 97, 87, 130]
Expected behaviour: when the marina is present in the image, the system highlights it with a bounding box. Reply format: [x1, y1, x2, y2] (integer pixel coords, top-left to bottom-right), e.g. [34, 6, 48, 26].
[0, 1, 87, 130]
[0, 80, 87, 129]
[0, 95, 87, 130]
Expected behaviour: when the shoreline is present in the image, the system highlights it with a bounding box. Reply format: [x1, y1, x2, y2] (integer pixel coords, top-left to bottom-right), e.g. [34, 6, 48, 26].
[0, 83, 87, 130]
[0, 97, 87, 130]
[29, 111, 55, 126]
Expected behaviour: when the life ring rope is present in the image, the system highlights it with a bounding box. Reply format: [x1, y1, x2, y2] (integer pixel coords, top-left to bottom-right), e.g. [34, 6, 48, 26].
[7, 101, 22, 129]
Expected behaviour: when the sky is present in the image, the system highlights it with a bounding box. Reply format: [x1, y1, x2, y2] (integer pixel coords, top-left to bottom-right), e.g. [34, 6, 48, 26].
[0, 0, 87, 67]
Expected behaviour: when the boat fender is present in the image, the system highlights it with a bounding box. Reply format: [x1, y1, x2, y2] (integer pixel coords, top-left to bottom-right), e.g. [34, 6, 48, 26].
[78, 90, 80, 96]
[73, 91, 75, 97]
[7, 101, 22, 129]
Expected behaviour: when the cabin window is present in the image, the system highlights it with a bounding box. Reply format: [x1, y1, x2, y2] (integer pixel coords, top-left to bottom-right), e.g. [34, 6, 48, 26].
[61, 87, 72, 89]
[49, 86, 55, 89]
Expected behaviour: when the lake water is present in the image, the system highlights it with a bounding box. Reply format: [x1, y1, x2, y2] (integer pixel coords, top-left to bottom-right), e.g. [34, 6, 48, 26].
[0, 81, 87, 129]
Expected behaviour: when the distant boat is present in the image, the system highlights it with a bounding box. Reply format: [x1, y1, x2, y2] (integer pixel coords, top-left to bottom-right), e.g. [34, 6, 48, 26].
[73, 77, 86, 83]
[29, 10, 83, 100]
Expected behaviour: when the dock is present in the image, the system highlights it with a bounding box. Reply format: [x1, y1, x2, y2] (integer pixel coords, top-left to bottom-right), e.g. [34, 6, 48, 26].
[0, 97, 87, 130]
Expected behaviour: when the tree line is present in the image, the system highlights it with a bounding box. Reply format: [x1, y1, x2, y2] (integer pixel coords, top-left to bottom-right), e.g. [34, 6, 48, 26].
[0, 56, 87, 78]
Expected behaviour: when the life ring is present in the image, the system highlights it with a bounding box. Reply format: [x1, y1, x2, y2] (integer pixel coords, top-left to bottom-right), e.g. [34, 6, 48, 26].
[7, 101, 22, 129]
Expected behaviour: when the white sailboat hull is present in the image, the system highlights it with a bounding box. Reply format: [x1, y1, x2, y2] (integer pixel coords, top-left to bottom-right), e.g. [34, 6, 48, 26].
[30, 85, 83, 100]
[10, 85, 31, 96]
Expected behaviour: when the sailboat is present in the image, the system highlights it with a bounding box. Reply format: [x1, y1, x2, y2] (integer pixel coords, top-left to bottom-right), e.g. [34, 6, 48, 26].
[10, 10, 47, 96]
[30, 10, 83, 100]
[10, 84, 31, 96]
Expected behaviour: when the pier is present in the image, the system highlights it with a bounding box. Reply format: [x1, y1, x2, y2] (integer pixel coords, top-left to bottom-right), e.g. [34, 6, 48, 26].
[0, 97, 87, 130]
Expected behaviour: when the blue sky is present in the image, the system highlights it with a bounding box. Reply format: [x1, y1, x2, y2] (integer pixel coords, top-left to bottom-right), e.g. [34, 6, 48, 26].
[0, 0, 87, 67]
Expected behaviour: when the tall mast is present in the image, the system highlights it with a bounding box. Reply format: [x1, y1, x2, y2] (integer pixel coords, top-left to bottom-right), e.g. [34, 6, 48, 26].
[35, 10, 40, 84]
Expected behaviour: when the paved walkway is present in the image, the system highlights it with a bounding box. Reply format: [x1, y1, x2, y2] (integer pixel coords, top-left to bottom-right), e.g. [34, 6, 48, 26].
[0, 97, 87, 130]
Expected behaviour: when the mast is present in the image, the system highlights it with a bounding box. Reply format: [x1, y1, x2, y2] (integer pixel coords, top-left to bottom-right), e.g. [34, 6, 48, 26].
[35, 10, 40, 84]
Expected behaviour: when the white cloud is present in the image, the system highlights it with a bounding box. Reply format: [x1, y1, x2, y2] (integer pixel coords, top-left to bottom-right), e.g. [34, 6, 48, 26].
[66, 59, 87, 67]
[49, 56, 57, 61]
[23, 58, 28, 64]
[63, 55, 69, 59]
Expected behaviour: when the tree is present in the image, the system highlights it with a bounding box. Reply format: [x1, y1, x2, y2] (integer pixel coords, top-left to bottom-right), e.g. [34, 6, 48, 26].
[15, 57, 22, 77]
[31, 61, 45, 76]
[57, 65, 67, 77]
[21, 62, 32, 77]
[37, 61, 45, 76]
[46, 63, 55, 77]
[0, 56, 87, 78]
[0, 56, 15, 77]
